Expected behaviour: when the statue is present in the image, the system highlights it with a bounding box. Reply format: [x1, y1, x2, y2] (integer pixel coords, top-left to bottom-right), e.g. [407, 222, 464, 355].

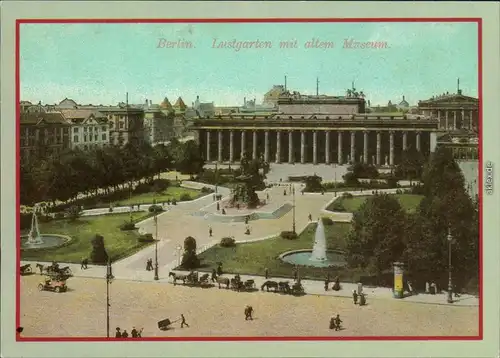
[385, 155, 389, 166]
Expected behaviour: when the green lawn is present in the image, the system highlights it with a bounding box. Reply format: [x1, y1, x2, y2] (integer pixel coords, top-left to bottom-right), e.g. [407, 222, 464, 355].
[116, 187, 203, 206]
[327, 194, 424, 214]
[21, 212, 153, 264]
[195, 222, 365, 281]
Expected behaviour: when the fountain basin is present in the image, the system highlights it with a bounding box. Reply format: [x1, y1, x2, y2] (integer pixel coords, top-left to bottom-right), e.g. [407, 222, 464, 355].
[21, 234, 71, 250]
[279, 249, 347, 268]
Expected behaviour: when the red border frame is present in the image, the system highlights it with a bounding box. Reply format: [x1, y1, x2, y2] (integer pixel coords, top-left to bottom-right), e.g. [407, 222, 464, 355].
[15, 17, 483, 342]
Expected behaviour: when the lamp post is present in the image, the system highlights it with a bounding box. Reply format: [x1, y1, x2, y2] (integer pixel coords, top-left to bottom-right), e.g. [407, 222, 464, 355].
[129, 183, 133, 223]
[214, 163, 218, 194]
[105, 260, 114, 338]
[154, 211, 159, 281]
[447, 228, 453, 304]
[292, 185, 296, 234]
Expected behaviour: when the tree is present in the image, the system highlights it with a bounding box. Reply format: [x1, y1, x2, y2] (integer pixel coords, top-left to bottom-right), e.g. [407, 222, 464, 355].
[181, 236, 200, 269]
[304, 175, 323, 192]
[394, 147, 425, 182]
[90, 234, 109, 264]
[346, 194, 407, 275]
[421, 147, 465, 198]
[176, 140, 204, 175]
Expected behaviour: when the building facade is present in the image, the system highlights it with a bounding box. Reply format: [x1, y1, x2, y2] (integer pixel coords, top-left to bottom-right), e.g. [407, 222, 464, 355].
[143, 107, 175, 144]
[193, 92, 439, 167]
[58, 109, 109, 150]
[436, 131, 479, 160]
[98, 105, 145, 146]
[418, 90, 479, 132]
[20, 112, 71, 162]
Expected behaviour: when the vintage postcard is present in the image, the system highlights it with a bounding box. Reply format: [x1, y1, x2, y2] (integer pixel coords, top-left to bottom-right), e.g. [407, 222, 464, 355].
[2, 2, 500, 358]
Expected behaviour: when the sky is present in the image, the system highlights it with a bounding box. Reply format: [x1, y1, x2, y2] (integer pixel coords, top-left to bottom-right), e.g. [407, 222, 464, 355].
[20, 21, 478, 107]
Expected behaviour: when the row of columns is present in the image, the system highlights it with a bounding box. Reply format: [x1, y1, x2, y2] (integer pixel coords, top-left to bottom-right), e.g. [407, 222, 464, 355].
[434, 109, 475, 130]
[206, 129, 423, 165]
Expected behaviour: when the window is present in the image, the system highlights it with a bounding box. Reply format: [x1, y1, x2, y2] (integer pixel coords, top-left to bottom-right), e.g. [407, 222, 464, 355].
[73, 135, 78, 143]
[119, 122, 124, 129]
[109, 122, 114, 128]
[102, 134, 107, 141]
[95, 134, 98, 141]
[84, 127, 88, 132]
[101, 126, 106, 131]
[73, 127, 78, 133]
[84, 135, 87, 142]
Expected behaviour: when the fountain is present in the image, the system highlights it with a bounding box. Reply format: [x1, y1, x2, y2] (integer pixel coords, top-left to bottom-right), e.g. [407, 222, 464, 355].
[21, 207, 70, 250]
[26, 209, 44, 245]
[279, 218, 346, 268]
[310, 218, 327, 262]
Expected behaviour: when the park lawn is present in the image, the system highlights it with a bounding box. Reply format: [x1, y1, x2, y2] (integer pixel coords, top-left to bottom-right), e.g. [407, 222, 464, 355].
[115, 186, 204, 206]
[195, 222, 363, 281]
[21, 212, 153, 264]
[328, 194, 424, 214]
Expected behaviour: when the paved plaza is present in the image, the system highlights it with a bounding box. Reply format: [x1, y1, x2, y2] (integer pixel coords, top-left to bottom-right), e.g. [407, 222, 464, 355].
[20, 275, 479, 338]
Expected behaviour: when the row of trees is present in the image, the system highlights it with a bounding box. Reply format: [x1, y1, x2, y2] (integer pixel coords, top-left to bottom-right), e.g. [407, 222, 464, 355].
[346, 147, 479, 291]
[20, 139, 204, 206]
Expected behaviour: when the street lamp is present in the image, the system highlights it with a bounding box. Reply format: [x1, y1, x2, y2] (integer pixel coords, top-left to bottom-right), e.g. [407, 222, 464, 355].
[154, 211, 159, 281]
[214, 163, 218, 194]
[447, 228, 453, 304]
[292, 185, 296, 234]
[105, 260, 114, 338]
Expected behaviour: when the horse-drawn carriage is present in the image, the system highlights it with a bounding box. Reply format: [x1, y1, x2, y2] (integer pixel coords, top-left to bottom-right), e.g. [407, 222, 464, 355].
[36, 263, 73, 277]
[230, 275, 256, 292]
[20, 264, 32, 276]
[168, 271, 211, 287]
[276, 280, 305, 295]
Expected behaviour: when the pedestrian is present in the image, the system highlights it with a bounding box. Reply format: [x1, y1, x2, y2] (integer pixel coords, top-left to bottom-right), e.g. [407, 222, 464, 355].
[216, 202, 220, 211]
[137, 328, 143, 338]
[244, 305, 254, 320]
[245, 225, 251, 235]
[121, 330, 129, 338]
[266, 193, 269, 200]
[359, 293, 366, 306]
[217, 263, 223, 276]
[211, 269, 217, 282]
[334, 314, 342, 331]
[81, 257, 86, 270]
[264, 268, 269, 279]
[329, 316, 336, 330]
[352, 290, 358, 304]
[308, 213, 312, 221]
[145, 259, 150, 271]
[283, 189, 287, 196]
[245, 216, 249, 225]
[293, 266, 298, 281]
[324, 279, 329, 291]
[180, 314, 189, 328]
[213, 194, 216, 201]
[115, 327, 122, 338]
[131, 327, 138, 338]
[209, 227, 213, 237]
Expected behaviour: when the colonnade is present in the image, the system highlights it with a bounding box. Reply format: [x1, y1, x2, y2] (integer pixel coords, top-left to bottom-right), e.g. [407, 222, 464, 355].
[203, 129, 431, 166]
[427, 109, 477, 131]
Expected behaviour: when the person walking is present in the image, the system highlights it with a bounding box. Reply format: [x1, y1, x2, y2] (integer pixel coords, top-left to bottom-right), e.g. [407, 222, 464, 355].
[329, 316, 336, 330]
[211, 269, 217, 282]
[264, 268, 269, 279]
[81, 258, 88, 270]
[115, 327, 122, 338]
[209, 227, 213, 237]
[308, 213, 312, 222]
[121, 330, 129, 338]
[352, 290, 358, 305]
[131, 327, 138, 338]
[180, 314, 189, 328]
[245, 306, 254, 320]
[334, 314, 342, 331]
[293, 266, 298, 281]
[324, 278, 329, 291]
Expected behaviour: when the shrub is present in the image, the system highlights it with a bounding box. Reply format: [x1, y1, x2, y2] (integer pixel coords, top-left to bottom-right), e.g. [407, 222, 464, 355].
[67, 205, 81, 221]
[220, 237, 236, 247]
[200, 186, 214, 193]
[322, 217, 334, 226]
[171, 198, 177, 205]
[90, 234, 109, 265]
[20, 213, 32, 230]
[179, 193, 192, 201]
[148, 204, 163, 213]
[281, 231, 298, 240]
[304, 175, 323, 192]
[343, 172, 360, 186]
[152, 178, 170, 192]
[386, 176, 399, 188]
[120, 222, 136, 231]
[138, 233, 155, 243]
[342, 192, 353, 199]
[134, 182, 151, 194]
[38, 215, 53, 223]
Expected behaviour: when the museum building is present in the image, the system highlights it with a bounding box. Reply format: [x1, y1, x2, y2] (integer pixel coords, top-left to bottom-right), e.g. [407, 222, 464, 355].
[192, 91, 440, 166]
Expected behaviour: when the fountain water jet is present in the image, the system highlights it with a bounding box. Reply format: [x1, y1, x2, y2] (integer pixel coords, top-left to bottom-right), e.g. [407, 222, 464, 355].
[27, 209, 44, 245]
[310, 218, 327, 262]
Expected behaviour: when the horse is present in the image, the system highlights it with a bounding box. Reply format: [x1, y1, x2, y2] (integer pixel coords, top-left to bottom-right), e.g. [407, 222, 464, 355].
[278, 281, 291, 294]
[198, 273, 210, 284]
[169, 272, 190, 285]
[59, 266, 73, 276]
[230, 278, 245, 291]
[216, 276, 230, 289]
[261, 280, 279, 292]
[36, 263, 45, 275]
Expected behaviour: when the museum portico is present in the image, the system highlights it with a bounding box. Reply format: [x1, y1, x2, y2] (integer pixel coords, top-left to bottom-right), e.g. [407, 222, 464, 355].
[193, 113, 439, 166]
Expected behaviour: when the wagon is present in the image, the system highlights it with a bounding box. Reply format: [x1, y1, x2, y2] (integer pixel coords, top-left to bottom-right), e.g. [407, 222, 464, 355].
[158, 318, 174, 330]
[38, 277, 67, 293]
[20, 264, 32, 275]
